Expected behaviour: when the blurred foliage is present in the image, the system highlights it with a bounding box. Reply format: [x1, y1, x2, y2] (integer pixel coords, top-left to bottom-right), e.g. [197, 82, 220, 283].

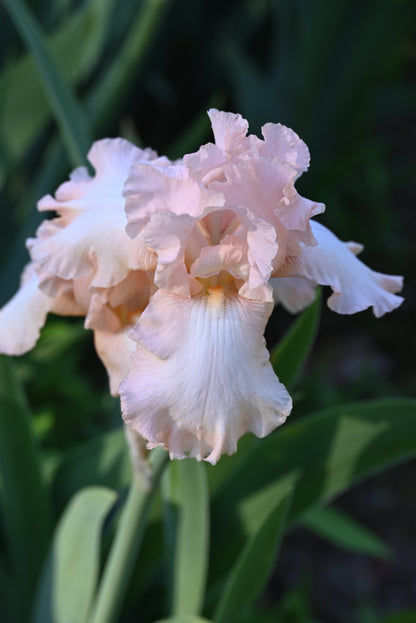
[0, 0, 415, 621]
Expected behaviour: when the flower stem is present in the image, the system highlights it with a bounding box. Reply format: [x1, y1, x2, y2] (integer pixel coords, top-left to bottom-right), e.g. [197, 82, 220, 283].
[89, 446, 169, 623]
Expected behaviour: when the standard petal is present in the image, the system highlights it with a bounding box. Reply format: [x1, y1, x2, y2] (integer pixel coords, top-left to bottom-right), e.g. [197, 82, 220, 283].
[94, 330, 136, 396]
[260, 122, 311, 173]
[120, 289, 292, 464]
[124, 161, 224, 237]
[207, 109, 249, 152]
[0, 264, 53, 355]
[278, 221, 404, 317]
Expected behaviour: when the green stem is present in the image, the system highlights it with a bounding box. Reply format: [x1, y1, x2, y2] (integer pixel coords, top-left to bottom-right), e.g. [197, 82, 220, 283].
[89, 447, 169, 623]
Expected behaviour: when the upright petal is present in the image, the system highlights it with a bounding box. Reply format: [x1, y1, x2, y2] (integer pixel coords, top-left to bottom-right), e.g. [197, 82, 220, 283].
[124, 161, 224, 237]
[120, 289, 292, 464]
[207, 109, 249, 152]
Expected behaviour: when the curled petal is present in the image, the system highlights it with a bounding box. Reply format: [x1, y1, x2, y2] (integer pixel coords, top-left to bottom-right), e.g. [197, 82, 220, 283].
[124, 162, 224, 237]
[94, 330, 136, 396]
[207, 109, 249, 152]
[260, 122, 311, 173]
[0, 264, 53, 355]
[190, 235, 249, 280]
[120, 289, 292, 464]
[278, 221, 404, 317]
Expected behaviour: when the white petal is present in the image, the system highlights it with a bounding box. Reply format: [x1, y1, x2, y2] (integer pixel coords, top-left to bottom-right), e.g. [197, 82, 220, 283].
[279, 221, 404, 317]
[0, 264, 53, 355]
[28, 207, 149, 287]
[120, 289, 292, 464]
[94, 330, 136, 396]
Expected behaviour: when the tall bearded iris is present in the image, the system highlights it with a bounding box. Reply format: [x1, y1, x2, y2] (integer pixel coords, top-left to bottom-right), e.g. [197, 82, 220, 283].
[0, 110, 404, 463]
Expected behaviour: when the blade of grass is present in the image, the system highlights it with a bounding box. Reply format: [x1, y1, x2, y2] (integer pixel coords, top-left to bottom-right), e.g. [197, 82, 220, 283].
[3, 0, 91, 167]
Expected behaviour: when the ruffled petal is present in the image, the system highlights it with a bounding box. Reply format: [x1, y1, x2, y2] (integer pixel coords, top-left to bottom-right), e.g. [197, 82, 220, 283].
[38, 138, 156, 213]
[94, 330, 136, 396]
[120, 289, 292, 464]
[207, 109, 249, 152]
[28, 207, 148, 287]
[124, 162, 224, 237]
[260, 122, 311, 173]
[31, 138, 157, 288]
[0, 264, 53, 355]
[278, 221, 404, 317]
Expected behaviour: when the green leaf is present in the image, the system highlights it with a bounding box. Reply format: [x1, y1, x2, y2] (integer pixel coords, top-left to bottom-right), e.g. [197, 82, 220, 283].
[0, 0, 114, 186]
[3, 0, 91, 167]
[46, 428, 131, 512]
[214, 483, 292, 623]
[163, 460, 210, 617]
[302, 505, 391, 559]
[0, 356, 51, 619]
[32, 487, 117, 623]
[89, 448, 169, 623]
[270, 288, 321, 389]
[87, 0, 172, 133]
[210, 399, 416, 580]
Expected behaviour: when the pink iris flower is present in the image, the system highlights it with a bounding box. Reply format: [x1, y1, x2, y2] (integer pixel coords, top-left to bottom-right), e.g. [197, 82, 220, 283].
[0, 110, 403, 463]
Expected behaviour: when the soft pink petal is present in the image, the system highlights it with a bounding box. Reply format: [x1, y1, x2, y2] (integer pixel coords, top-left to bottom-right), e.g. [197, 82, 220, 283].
[30, 138, 158, 288]
[0, 264, 53, 355]
[28, 207, 149, 287]
[190, 235, 249, 281]
[271, 277, 317, 313]
[85, 270, 154, 332]
[124, 162, 224, 238]
[120, 289, 292, 464]
[210, 159, 324, 240]
[278, 221, 404, 317]
[94, 330, 136, 396]
[260, 122, 311, 173]
[207, 109, 249, 152]
[38, 138, 156, 213]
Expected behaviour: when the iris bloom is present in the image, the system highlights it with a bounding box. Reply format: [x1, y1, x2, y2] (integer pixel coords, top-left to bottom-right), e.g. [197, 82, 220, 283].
[0, 110, 403, 464]
[0, 138, 166, 394]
